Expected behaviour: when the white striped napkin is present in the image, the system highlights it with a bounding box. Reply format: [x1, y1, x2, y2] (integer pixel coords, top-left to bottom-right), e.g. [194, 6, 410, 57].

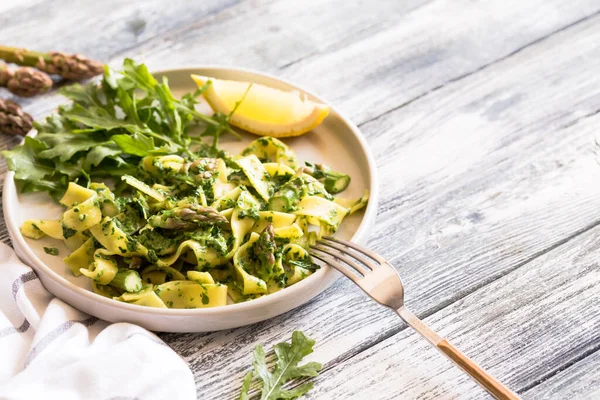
[0, 242, 196, 400]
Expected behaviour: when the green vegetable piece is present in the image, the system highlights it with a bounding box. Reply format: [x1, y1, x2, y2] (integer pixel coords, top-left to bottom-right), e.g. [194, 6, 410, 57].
[304, 162, 350, 194]
[112, 133, 154, 157]
[2, 137, 53, 182]
[268, 177, 305, 212]
[241, 331, 322, 400]
[43, 247, 59, 256]
[121, 174, 165, 202]
[238, 371, 253, 400]
[323, 174, 350, 194]
[109, 269, 143, 293]
[62, 224, 77, 239]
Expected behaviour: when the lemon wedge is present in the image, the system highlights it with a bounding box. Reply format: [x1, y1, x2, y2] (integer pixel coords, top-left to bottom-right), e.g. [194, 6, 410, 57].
[192, 75, 329, 137]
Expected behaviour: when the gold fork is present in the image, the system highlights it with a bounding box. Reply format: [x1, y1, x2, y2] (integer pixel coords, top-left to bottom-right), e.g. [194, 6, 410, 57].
[310, 237, 519, 400]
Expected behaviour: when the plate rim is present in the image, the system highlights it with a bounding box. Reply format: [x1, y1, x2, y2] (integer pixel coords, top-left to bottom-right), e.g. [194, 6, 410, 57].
[3, 64, 379, 317]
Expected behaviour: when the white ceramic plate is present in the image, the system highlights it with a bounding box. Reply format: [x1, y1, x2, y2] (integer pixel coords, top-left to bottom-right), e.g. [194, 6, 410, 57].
[4, 67, 378, 332]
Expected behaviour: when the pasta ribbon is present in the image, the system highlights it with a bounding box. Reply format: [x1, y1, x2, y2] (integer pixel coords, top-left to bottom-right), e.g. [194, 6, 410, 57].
[242, 137, 299, 168]
[59, 182, 97, 207]
[79, 249, 119, 285]
[212, 186, 242, 211]
[293, 196, 349, 228]
[89, 216, 147, 257]
[63, 238, 95, 276]
[141, 265, 186, 284]
[114, 287, 168, 308]
[274, 224, 304, 240]
[187, 270, 216, 284]
[252, 211, 296, 233]
[157, 240, 223, 270]
[282, 244, 313, 285]
[20, 219, 63, 240]
[334, 189, 370, 215]
[155, 281, 228, 308]
[233, 233, 268, 295]
[237, 155, 272, 201]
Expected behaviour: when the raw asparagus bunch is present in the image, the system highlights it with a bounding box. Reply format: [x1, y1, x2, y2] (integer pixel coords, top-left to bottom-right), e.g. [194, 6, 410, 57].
[0, 63, 52, 97]
[0, 46, 103, 80]
[0, 98, 33, 136]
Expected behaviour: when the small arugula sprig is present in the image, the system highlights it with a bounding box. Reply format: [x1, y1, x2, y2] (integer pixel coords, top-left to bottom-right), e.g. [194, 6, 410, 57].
[2, 58, 236, 200]
[239, 331, 322, 400]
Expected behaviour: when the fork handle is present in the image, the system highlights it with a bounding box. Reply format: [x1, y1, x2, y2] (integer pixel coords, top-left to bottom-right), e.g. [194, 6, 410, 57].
[396, 307, 520, 400]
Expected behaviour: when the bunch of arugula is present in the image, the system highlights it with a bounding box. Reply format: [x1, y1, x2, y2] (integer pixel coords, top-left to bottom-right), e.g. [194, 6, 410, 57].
[240, 331, 322, 400]
[1, 58, 238, 200]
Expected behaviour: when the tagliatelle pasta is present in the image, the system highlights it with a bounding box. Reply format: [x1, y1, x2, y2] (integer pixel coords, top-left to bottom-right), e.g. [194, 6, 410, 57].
[20, 137, 368, 309]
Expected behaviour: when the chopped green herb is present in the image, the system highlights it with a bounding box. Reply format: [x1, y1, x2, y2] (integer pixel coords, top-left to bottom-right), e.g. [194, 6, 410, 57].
[62, 224, 77, 239]
[43, 247, 59, 256]
[201, 292, 209, 305]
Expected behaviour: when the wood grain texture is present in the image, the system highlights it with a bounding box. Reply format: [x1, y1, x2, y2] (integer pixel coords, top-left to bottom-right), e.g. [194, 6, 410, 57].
[524, 350, 600, 399]
[0, 0, 241, 59]
[1, 0, 600, 398]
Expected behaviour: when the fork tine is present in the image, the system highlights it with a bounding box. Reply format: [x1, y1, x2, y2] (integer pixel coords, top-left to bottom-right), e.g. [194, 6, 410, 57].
[320, 236, 387, 264]
[309, 250, 360, 284]
[316, 240, 380, 271]
[311, 245, 371, 276]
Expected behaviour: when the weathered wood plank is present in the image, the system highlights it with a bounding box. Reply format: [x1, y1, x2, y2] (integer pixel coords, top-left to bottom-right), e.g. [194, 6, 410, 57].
[122, 0, 424, 72]
[276, 0, 600, 124]
[0, 0, 241, 59]
[301, 217, 600, 399]
[523, 350, 600, 400]
[160, 9, 600, 399]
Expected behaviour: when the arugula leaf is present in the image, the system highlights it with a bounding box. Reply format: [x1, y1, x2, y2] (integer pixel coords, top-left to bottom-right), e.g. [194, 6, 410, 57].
[36, 131, 108, 162]
[59, 83, 104, 108]
[55, 159, 84, 179]
[112, 133, 154, 157]
[239, 371, 253, 400]
[33, 113, 74, 134]
[83, 144, 123, 169]
[2, 137, 54, 181]
[240, 331, 322, 400]
[61, 104, 140, 132]
[121, 58, 158, 91]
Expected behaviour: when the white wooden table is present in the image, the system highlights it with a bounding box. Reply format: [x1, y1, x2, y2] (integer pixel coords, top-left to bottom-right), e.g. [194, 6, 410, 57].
[2, 0, 600, 398]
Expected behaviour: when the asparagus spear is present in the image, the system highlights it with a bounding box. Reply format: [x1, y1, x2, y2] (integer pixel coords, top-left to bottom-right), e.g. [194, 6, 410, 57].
[0, 98, 33, 136]
[0, 64, 52, 97]
[253, 224, 277, 280]
[109, 269, 143, 292]
[303, 162, 351, 194]
[149, 204, 227, 229]
[0, 46, 103, 80]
